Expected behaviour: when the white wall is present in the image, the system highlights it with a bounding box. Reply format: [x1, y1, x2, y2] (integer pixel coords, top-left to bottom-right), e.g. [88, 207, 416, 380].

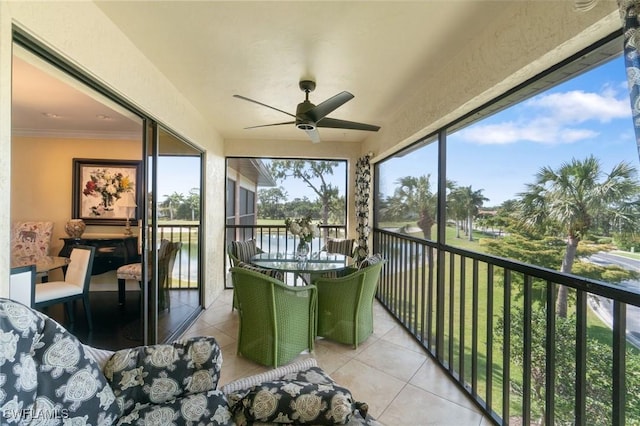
[0, 2, 225, 306]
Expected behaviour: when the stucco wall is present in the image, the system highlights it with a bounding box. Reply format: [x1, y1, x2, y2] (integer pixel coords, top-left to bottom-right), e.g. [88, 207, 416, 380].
[0, 1, 225, 307]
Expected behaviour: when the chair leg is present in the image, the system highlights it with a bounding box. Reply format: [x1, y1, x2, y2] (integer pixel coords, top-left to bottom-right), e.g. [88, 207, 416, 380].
[118, 278, 126, 305]
[65, 301, 75, 324]
[83, 295, 93, 331]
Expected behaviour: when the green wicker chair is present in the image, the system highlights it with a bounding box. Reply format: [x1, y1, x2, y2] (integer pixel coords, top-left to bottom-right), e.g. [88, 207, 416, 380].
[314, 260, 385, 348]
[227, 240, 265, 310]
[230, 266, 317, 367]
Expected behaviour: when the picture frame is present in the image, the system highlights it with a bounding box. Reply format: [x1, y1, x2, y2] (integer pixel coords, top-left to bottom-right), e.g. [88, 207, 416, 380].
[72, 158, 142, 225]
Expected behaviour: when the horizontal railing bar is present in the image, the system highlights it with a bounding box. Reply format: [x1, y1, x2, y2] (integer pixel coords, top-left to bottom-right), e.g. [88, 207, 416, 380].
[374, 227, 640, 307]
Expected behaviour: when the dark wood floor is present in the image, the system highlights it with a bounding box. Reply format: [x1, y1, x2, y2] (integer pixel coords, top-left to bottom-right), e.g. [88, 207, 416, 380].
[41, 289, 201, 351]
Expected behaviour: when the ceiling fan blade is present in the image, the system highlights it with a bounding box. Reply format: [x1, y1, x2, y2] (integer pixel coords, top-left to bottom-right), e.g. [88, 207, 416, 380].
[316, 117, 380, 132]
[233, 95, 297, 119]
[244, 121, 295, 129]
[304, 128, 321, 144]
[306, 91, 354, 122]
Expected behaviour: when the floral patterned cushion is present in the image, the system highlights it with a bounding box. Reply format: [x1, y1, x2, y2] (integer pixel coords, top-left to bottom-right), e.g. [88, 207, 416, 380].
[0, 297, 121, 425]
[116, 263, 143, 281]
[116, 389, 234, 425]
[231, 240, 259, 263]
[104, 336, 222, 417]
[10, 221, 54, 260]
[232, 380, 367, 425]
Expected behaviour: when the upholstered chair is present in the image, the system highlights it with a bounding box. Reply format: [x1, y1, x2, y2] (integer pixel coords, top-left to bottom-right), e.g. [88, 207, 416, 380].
[34, 245, 96, 330]
[10, 221, 54, 280]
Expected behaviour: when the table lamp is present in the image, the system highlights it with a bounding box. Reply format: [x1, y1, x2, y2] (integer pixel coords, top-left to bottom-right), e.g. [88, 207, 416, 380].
[120, 192, 137, 236]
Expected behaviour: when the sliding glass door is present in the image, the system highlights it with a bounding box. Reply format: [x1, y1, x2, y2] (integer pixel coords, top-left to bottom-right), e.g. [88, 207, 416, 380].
[143, 124, 203, 343]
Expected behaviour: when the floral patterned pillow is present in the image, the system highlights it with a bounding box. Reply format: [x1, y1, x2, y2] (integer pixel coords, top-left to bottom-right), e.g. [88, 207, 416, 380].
[104, 336, 222, 416]
[232, 380, 368, 425]
[117, 389, 234, 425]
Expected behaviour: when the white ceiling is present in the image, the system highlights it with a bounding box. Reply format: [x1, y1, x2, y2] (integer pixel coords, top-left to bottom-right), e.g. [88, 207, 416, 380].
[13, 1, 518, 143]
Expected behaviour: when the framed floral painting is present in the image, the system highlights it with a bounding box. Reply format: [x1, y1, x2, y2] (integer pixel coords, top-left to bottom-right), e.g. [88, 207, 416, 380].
[72, 159, 142, 225]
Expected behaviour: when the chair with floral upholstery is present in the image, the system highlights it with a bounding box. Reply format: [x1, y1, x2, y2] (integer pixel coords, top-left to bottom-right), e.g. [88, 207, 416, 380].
[10, 221, 54, 280]
[116, 239, 171, 307]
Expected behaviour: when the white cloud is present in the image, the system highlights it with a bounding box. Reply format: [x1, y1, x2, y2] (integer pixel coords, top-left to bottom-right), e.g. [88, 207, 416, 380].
[526, 89, 629, 123]
[459, 87, 627, 145]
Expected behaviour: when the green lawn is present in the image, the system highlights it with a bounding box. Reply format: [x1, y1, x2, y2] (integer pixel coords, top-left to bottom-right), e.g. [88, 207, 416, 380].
[378, 223, 638, 420]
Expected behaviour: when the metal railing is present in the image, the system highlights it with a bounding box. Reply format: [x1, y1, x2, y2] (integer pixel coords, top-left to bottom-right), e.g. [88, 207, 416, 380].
[374, 228, 640, 425]
[158, 224, 199, 289]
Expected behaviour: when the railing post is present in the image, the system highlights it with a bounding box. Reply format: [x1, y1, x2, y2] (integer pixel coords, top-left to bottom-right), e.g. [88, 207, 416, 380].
[612, 301, 626, 425]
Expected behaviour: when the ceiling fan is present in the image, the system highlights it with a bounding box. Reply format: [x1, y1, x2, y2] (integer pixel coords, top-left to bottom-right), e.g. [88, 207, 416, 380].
[233, 80, 380, 143]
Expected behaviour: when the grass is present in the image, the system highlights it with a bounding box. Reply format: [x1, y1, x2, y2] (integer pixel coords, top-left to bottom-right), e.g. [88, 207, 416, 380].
[378, 223, 638, 420]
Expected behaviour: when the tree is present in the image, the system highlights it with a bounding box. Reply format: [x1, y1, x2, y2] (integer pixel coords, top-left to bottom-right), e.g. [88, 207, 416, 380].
[385, 175, 437, 239]
[448, 185, 488, 241]
[269, 160, 343, 225]
[517, 156, 640, 317]
[185, 188, 200, 221]
[496, 306, 640, 424]
[257, 186, 288, 219]
[162, 191, 185, 221]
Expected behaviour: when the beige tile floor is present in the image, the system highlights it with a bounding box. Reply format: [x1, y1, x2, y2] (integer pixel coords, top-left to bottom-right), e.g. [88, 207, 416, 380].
[181, 289, 493, 425]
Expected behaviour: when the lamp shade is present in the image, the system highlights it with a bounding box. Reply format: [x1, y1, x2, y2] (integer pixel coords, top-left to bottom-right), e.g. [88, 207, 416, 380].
[120, 191, 137, 208]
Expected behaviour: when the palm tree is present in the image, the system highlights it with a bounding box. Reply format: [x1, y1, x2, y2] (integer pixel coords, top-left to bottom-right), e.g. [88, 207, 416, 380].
[162, 191, 185, 221]
[448, 184, 488, 240]
[385, 175, 437, 239]
[518, 155, 640, 317]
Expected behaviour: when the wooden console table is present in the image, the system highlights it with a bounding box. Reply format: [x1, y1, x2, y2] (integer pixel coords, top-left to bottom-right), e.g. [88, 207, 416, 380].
[59, 235, 139, 276]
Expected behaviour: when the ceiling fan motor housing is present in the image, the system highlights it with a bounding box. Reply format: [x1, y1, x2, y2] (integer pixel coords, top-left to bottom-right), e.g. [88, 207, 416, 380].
[296, 99, 317, 130]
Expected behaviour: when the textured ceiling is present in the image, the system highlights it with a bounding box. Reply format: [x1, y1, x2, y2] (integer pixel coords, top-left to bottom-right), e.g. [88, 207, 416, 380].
[13, 1, 515, 143]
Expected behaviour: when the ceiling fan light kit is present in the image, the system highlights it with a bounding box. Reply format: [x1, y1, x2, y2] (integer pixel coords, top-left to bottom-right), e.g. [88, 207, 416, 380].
[233, 80, 380, 143]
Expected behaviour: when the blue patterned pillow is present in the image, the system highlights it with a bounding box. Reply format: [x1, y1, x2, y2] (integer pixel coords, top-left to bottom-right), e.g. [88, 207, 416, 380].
[117, 389, 233, 425]
[233, 380, 367, 425]
[0, 298, 121, 425]
[104, 336, 222, 416]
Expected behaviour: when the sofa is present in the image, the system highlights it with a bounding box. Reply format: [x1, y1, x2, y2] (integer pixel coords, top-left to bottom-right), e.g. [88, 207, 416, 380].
[0, 298, 380, 425]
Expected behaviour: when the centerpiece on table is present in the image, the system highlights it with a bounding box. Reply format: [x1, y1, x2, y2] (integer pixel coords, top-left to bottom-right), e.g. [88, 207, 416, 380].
[285, 216, 316, 262]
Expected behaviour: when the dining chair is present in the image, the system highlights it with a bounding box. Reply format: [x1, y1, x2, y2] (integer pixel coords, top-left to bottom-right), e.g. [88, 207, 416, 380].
[10, 221, 54, 281]
[34, 245, 95, 330]
[324, 237, 356, 257]
[227, 239, 264, 310]
[313, 258, 385, 348]
[116, 239, 172, 308]
[230, 266, 317, 367]
[158, 241, 182, 311]
[10, 265, 36, 307]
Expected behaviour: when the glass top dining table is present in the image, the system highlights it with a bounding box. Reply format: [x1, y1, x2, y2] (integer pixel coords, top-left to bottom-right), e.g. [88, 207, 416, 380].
[10, 255, 71, 280]
[250, 251, 351, 275]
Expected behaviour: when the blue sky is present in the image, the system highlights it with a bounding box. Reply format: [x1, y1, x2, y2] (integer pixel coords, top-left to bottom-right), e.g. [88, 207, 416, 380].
[379, 54, 639, 207]
[157, 156, 201, 199]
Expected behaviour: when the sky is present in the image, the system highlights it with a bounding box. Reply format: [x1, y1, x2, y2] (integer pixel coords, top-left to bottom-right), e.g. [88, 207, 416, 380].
[157, 156, 201, 200]
[379, 54, 639, 207]
[158, 54, 639, 208]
